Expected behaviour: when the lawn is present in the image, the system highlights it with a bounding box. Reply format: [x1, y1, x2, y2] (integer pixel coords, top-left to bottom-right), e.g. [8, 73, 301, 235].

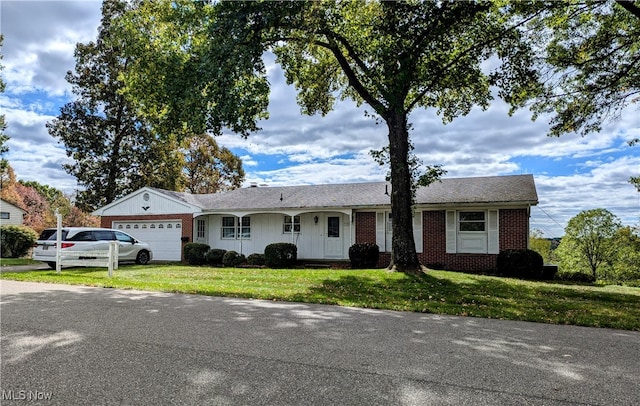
[0, 258, 39, 266]
[2, 264, 639, 331]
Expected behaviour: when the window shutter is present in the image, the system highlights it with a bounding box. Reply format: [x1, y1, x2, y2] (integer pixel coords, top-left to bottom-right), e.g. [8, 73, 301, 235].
[376, 212, 385, 252]
[446, 210, 456, 253]
[488, 209, 499, 254]
[413, 211, 423, 253]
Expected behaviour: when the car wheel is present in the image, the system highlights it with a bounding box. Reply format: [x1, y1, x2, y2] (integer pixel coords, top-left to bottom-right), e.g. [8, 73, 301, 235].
[46, 262, 56, 269]
[136, 250, 150, 265]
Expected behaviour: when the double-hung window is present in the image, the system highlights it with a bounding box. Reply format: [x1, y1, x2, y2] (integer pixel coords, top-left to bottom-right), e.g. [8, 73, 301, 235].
[283, 215, 300, 233]
[221, 216, 251, 239]
[446, 210, 498, 254]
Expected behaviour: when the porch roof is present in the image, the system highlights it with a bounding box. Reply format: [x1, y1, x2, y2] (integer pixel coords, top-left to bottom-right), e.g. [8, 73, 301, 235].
[149, 174, 537, 212]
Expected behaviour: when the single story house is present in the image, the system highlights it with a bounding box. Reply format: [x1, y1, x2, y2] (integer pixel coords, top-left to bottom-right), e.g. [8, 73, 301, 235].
[0, 199, 26, 226]
[93, 174, 538, 271]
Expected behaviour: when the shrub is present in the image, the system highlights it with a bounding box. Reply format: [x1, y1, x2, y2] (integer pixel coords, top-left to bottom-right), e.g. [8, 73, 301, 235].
[222, 250, 246, 267]
[205, 248, 227, 266]
[247, 253, 265, 266]
[348, 242, 380, 269]
[264, 242, 297, 268]
[555, 271, 597, 283]
[183, 243, 210, 265]
[0, 225, 38, 258]
[496, 249, 544, 279]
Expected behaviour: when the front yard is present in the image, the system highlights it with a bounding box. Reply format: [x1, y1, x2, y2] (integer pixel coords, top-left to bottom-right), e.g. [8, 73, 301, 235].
[1, 264, 639, 330]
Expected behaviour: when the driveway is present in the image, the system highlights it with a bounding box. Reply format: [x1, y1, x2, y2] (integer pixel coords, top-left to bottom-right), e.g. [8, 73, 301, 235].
[1, 280, 639, 405]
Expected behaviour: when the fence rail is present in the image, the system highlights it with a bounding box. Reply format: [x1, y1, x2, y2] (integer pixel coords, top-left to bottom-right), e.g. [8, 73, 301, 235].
[56, 241, 119, 276]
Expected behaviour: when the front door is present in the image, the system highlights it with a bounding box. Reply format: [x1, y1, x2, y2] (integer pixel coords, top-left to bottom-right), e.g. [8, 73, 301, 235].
[324, 215, 343, 258]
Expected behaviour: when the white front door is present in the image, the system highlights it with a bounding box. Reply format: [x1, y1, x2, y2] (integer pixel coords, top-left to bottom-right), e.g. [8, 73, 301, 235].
[324, 215, 343, 258]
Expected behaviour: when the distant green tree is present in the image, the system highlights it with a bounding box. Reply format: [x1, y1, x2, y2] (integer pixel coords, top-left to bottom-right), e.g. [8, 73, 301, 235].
[611, 226, 640, 282]
[529, 229, 552, 264]
[556, 209, 622, 279]
[182, 133, 245, 194]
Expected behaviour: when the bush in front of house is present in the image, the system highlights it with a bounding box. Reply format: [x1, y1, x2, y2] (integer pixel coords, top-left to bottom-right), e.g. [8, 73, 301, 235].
[349, 242, 380, 269]
[183, 243, 210, 265]
[554, 271, 597, 283]
[247, 253, 265, 266]
[222, 250, 246, 267]
[496, 249, 544, 279]
[0, 225, 38, 258]
[264, 242, 297, 268]
[205, 248, 227, 266]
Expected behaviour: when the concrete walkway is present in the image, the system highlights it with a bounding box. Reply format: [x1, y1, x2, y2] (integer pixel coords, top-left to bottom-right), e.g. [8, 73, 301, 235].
[1, 280, 639, 405]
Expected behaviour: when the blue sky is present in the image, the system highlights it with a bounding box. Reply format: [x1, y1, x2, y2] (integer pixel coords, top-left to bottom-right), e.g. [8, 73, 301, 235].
[1, 0, 639, 238]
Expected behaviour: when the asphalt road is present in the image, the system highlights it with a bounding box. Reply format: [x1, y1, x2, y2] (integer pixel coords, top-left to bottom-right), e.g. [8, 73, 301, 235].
[1, 280, 639, 406]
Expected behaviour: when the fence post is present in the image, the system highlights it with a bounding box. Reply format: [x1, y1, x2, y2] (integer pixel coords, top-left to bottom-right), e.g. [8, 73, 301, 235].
[107, 241, 118, 277]
[55, 210, 62, 274]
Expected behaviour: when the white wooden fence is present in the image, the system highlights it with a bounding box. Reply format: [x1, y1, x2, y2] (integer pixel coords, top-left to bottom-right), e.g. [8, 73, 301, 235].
[56, 241, 119, 277]
[54, 210, 119, 277]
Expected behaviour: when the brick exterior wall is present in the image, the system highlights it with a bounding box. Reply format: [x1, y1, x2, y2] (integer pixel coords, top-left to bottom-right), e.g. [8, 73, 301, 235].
[356, 208, 530, 272]
[499, 209, 529, 250]
[100, 213, 194, 260]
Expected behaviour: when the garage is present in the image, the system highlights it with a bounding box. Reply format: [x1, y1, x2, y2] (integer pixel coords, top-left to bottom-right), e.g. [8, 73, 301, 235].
[113, 220, 183, 261]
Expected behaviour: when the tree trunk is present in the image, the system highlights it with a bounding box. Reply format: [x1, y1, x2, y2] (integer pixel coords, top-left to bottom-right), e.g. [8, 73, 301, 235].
[385, 110, 425, 274]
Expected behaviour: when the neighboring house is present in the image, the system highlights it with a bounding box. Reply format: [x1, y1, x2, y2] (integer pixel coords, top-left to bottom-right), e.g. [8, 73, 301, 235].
[0, 199, 26, 226]
[93, 174, 538, 271]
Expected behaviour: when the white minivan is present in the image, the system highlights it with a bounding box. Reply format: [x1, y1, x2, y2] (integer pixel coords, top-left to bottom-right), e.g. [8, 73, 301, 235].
[33, 227, 153, 269]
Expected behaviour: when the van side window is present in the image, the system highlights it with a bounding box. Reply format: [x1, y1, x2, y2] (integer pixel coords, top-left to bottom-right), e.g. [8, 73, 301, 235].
[93, 230, 115, 241]
[114, 231, 134, 243]
[68, 231, 94, 241]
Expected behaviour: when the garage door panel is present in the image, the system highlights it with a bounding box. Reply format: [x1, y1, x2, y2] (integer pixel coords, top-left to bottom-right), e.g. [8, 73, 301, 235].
[113, 220, 182, 261]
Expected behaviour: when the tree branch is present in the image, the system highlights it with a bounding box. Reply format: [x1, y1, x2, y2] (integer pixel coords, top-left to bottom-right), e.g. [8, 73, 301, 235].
[616, 0, 640, 19]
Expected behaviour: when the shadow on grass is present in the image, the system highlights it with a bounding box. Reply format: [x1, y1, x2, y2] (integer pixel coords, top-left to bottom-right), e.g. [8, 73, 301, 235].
[301, 271, 640, 330]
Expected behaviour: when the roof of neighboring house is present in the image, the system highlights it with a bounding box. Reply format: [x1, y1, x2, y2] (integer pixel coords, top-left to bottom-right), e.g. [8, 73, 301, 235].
[0, 198, 27, 213]
[149, 174, 537, 212]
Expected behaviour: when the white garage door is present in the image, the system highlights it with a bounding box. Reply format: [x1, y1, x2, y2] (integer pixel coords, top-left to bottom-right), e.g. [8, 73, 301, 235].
[113, 220, 182, 261]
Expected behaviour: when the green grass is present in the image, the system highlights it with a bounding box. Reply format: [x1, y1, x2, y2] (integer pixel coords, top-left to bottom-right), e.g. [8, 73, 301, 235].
[2, 264, 639, 330]
[0, 258, 39, 266]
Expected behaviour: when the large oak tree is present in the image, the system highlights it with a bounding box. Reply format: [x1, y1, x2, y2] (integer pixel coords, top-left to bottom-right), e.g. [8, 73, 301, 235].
[118, 1, 541, 273]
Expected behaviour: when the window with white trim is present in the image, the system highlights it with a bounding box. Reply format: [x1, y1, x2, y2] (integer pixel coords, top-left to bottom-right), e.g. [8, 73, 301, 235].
[283, 215, 300, 233]
[197, 219, 206, 239]
[446, 210, 499, 254]
[221, 217, 235, 239]
[239, 217, 251, 239]
[221, 216, 251, 239]
[459, 211, 485, 232]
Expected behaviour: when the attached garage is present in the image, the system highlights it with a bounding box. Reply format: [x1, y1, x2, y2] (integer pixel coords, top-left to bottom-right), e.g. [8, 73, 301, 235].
[113, 220, 183, 261]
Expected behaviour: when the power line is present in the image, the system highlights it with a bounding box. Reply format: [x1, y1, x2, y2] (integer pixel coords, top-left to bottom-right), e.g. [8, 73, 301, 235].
[533, 205, 565, 236]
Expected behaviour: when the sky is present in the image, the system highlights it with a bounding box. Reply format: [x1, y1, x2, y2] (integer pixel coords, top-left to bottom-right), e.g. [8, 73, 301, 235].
[1, 1, 639, 238]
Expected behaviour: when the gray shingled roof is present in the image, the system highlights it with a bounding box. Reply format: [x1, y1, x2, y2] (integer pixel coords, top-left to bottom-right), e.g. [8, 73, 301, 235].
[151, 175, 537, 211]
